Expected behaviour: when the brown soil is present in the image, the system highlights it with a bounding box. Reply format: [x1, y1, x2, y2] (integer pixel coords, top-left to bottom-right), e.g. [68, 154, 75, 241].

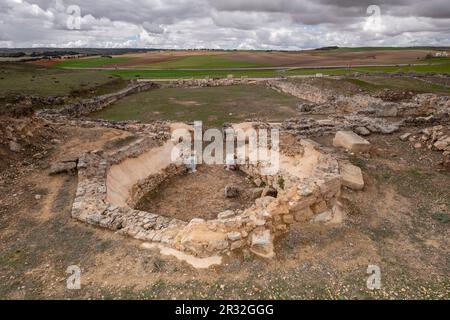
[28, 60, 59, 66]
[227, 49, 429, 67]
[114, 51, 226, 68]
[136, 165, 255, 221]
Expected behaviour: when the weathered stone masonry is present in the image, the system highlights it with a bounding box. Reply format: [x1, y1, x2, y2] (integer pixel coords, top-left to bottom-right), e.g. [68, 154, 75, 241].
[71, 128, 344, 259]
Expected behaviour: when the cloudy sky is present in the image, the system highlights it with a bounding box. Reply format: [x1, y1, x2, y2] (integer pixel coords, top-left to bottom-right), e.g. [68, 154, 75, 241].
[1, 0, 450, 49]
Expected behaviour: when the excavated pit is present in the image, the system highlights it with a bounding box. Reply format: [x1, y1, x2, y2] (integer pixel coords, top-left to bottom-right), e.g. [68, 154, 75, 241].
[135, 164, 255, 222]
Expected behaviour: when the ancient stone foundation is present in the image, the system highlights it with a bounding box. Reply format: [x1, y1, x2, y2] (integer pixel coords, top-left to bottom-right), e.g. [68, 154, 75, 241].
[71, 126, 344, 259]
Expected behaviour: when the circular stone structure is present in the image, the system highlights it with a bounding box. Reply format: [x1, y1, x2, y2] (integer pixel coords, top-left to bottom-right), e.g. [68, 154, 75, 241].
[71, 123, 343, 258]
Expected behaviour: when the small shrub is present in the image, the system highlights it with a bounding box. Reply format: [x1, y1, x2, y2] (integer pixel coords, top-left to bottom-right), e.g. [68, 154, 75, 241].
[432, 212, 450, 223]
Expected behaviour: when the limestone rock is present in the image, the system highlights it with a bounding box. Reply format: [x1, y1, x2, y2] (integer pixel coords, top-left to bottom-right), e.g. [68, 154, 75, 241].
[283, 214, 294, 224]
[253, 178, 263, 187]
[333, 131, 370, 153]
[227, 231, 241, 241]
[255, 196, 276, 208]
[250, 187, 264, 199]
[434, 136, 450, 151]
[251, 230, 271, 246]
[9, 141, 22, 152]
[250, 230, 274, 258]
[293, 206, 314, 222]
[400, 133, 412, 141]
[354, 126, 370, 136]
[230, 240, 244, 250]
[311, 211, 332, 223]
[217, 210, 236, 219]
[339, 161, 364, 191]
[49, 161, 77, 175]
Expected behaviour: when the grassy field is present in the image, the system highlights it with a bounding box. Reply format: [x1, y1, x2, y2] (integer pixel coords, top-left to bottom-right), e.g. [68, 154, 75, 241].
[0, 62, 126, 98]
[90, 84, 300, 126]
[342, 77, 450, 94]
[98, 62, 450, 79]
[288, 63, 450, 76]
[54, 57, 133, 68]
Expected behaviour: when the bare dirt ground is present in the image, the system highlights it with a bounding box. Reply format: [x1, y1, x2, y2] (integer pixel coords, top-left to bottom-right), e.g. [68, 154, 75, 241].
[227, 49, 430, 67]
[136, 165, 255, 222]
[0, 117, 448, 299]
[113, 51, 226, 68]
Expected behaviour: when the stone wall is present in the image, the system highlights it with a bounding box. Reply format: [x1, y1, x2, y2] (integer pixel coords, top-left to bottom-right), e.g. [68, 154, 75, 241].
[37, 81, 160, 118]
[129, 164, 187, 209]
[269, 79, 450, 118]
[161, 77, 255, 88]
[70, 130, 344, 259]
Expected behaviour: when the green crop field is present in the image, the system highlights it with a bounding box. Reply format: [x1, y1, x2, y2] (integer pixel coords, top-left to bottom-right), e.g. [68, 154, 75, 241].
[0, 62, 126, 98]
[90, 84, 300, 127]
[99, 62, 450, 79]
[55, 56, 133, 68]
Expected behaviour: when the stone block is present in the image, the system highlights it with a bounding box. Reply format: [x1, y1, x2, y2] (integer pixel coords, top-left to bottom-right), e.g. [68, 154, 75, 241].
[339, 162, 364, 191]
[294, 206, 314, 222]
[333, 131, 370, 153]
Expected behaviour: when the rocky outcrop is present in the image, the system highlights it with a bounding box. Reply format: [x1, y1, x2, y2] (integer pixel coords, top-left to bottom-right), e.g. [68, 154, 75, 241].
[281, 115, 402, 137]
[269, 79, 450, 118]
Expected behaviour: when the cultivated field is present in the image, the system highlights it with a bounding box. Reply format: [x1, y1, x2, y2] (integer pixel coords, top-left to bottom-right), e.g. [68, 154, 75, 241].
[56, 48, 435, 69]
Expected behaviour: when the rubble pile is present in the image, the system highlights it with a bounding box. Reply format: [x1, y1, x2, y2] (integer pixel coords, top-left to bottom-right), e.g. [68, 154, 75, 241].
[400, 125, 450, 158]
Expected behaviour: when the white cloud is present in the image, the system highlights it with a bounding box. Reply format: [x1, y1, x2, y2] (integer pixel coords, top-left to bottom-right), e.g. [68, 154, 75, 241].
[0, 0, 449, 48]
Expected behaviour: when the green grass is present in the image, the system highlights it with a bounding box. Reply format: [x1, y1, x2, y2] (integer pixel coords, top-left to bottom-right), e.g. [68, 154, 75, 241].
[99, 63, 450, 80]
[143, 54, 269, 69]
[421, 57, 450, 63]
[432, 212, 450, 223]
[342, 77, 450, 94]
[55, 56, 132, 68]
[288, 63, 450, 76]
[0, 62, 126, 98]
[90, 84, 300, 127]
